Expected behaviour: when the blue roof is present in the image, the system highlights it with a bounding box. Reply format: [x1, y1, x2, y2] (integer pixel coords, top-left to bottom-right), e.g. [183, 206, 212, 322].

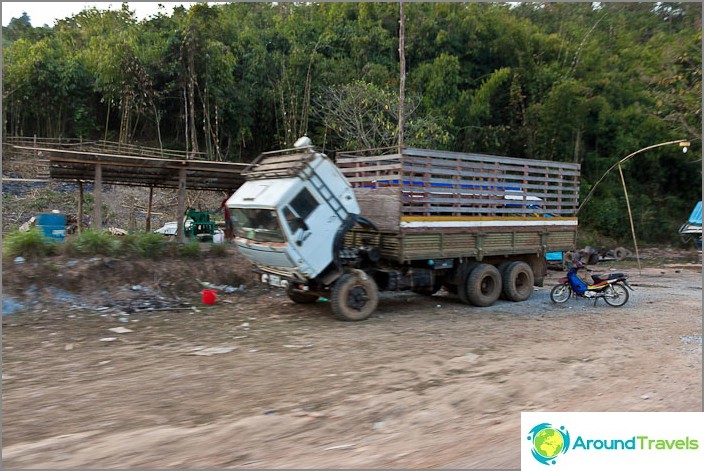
[687, 201, 702, 226]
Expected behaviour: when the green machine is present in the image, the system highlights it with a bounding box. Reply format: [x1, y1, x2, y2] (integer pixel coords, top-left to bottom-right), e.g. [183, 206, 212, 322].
[184, 209, 216, 241]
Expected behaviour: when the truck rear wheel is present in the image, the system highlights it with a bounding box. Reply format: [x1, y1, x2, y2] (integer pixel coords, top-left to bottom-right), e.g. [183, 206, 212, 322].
[464, 263, 502, 307]
[502, 261, 534, 302]
[497, 262, 513, 300]
[331, 273, 379, 321]
[457, 263, 477, 304]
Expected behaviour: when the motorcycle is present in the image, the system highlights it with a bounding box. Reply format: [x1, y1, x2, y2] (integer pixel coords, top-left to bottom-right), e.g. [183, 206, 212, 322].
[549, 259, 633, 307]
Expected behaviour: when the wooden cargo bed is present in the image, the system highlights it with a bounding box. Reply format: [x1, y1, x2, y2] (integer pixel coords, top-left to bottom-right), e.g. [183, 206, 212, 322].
[337, 147, 580, 262]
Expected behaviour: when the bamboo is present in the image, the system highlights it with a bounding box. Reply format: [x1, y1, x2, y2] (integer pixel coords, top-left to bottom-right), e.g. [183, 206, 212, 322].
[93, 164, 102, 230]
[618, 163, 641, 274]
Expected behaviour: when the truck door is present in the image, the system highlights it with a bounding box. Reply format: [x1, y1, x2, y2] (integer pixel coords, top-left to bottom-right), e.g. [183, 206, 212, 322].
[281, 185, 340, 278]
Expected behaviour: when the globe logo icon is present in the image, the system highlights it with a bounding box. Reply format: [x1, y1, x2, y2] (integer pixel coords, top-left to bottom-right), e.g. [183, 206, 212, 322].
[527, 423, 570, 465]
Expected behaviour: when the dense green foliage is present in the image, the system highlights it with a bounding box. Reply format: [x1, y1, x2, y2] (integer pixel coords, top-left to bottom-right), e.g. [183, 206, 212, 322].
[3, 2, 701, 244]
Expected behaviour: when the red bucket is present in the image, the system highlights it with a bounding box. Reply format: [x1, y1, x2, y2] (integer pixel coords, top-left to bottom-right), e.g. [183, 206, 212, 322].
[201, 289, 217, 305]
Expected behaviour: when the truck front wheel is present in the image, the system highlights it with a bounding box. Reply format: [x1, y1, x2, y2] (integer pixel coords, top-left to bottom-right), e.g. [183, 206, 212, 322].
[331, 273, 379, 321]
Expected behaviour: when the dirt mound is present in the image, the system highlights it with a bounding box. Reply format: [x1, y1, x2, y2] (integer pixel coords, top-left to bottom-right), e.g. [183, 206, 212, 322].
[2, 245, 255, 313]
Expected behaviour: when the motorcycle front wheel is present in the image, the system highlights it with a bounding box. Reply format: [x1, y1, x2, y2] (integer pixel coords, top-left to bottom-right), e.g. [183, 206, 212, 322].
[603, 282, 629, 307]
[550, 283, 572, 303]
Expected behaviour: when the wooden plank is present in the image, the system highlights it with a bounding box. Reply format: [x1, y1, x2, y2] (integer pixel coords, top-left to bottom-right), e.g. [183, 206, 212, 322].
[402, 164, 578, 183]
[399, 179, 579, 193]
[403, 156, 580, 177]
[403, 147, 581, 171]
[78, 180, 84, 234]
[176, 167, 186, 243]
[401, 206, 577, 214]
[345, 174, 403, 184]
[255, 153, 311, 165]
[336, 153, 402, 164]
[339, 162, 404, 174]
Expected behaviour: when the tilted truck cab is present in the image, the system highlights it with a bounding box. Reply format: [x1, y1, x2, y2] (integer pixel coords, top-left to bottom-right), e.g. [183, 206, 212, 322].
[229, 139, 580, 321]
[228, 142, 371, 285]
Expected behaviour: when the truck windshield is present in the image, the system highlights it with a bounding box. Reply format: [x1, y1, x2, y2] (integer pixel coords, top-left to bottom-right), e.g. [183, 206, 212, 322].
[231, 208, 285, 243]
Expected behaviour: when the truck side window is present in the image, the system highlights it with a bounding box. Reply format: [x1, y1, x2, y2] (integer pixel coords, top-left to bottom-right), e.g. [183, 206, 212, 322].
[283, 206, 305, 233]
[290, 187, 319, 221]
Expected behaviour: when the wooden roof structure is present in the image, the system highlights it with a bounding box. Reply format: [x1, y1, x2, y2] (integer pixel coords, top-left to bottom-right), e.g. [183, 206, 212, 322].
[15, 146, 248, 191]
[11, 142, 251, 242]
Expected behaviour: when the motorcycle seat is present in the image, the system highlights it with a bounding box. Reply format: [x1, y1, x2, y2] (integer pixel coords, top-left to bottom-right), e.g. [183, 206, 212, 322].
[591, 273, 626, 283]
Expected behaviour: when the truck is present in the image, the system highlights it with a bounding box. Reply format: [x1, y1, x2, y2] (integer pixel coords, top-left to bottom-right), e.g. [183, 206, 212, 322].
[678, 201, 702, 249]
[228, 138, 580, 321]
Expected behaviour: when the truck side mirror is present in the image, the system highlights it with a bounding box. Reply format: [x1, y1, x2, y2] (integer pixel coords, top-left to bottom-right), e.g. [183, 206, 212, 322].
[297, 218, 309, 232]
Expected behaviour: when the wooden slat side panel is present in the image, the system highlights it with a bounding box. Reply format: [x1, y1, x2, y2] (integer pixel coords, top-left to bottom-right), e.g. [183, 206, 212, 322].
[353, 187, 401, 232]
[338, 153, 403, 188]
[400, 151, 580, 218]
[403, 147, 581, 171]
[546, 230, 578, 251]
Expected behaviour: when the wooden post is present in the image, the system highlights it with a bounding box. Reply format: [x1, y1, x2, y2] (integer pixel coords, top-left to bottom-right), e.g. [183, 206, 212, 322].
[618, 163, 641, 274]
[77, 180, 84, 234]
[145, 186, 154, 232]
[93, 164, 103, 230]
[398, 0, 405, 153]
[176, 167, 187, 243]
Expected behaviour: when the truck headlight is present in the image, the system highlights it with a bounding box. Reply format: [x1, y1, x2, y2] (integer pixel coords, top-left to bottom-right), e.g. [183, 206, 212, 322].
[281, 280, 289, 289]
[261, 274, 269, 283]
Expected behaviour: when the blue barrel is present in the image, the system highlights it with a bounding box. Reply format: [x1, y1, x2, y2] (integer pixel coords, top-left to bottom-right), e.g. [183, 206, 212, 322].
[36, 213, 66, 241]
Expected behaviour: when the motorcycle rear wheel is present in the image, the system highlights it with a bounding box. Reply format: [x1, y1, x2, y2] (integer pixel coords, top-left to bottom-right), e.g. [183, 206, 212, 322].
[603, 283, 629, 307]
[550, 283, 572, 303]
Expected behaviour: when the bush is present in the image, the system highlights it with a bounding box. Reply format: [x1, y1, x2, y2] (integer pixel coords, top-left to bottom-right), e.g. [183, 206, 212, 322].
[122, 232, 166, 259]
[209, 242, 228, 257]
[178, 240, 201, 258]
[68, 230, 120, 256]
[2, 228, 55, 259]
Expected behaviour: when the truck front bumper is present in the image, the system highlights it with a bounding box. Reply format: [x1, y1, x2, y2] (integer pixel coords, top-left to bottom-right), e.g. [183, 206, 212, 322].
[253, 266, 310, 290]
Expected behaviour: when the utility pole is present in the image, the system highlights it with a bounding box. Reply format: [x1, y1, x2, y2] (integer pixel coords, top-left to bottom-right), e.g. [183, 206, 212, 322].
[398, 0, 406, 153]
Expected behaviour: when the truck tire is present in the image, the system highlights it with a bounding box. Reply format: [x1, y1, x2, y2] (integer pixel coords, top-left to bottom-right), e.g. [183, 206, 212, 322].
[465, 263, 502, 307]
[497, 262, 513, 300]
[287, 287, 319, 304]
[613, 247, 628, 261]
[502, 261, 534, 302]
[331, 273, 379, 321]
[457, 263, 478, 304]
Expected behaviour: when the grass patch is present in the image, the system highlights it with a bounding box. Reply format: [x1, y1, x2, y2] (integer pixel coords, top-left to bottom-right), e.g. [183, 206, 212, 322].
[209, 242, 228, 257]
[66, 230, 120, 256]
[178, 240, 201, 258]
[2, 228, 56, 259]
[122, 232, 167, 259]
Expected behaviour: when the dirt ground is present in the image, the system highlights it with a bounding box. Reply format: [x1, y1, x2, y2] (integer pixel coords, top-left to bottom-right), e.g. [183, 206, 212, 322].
[2, 248, 702, 469]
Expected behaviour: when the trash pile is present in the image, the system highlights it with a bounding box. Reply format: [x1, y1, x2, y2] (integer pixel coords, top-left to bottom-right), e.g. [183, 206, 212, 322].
[107, 284, 189, 314]
[197, 279, 245, 294]
[2, 283, 189, 316]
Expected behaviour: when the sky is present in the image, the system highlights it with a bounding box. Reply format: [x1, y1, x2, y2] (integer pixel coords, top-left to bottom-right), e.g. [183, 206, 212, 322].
[1, 1, 213, 27]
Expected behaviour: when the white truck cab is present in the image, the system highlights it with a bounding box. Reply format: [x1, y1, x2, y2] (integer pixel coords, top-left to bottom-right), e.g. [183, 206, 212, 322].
[227, 142, 360, 283]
